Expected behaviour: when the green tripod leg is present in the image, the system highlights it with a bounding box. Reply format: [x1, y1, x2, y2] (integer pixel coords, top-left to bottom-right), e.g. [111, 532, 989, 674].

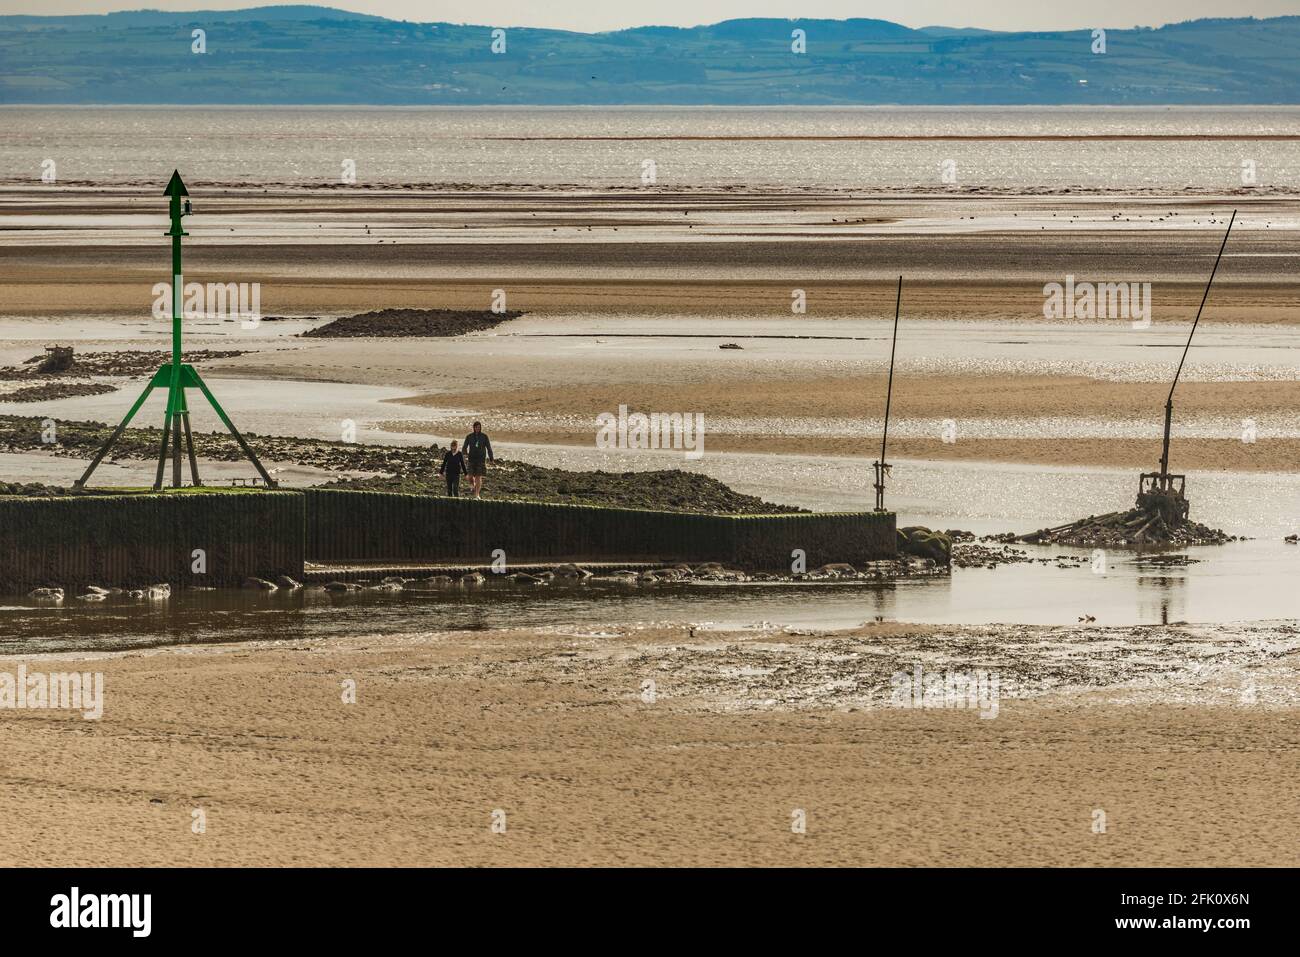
[182, 411, 201, 487]
[152, 410, 173, 492]
[73, 376, 158, 490]
[191, 370, 278, 488]
[172, 412, 185, 488]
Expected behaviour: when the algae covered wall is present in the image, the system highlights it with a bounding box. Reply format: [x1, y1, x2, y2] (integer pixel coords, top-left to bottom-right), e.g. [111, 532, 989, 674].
[304, 489, 895, 570]
[0, 489, 895, 591]
[0, 491, 304, 591]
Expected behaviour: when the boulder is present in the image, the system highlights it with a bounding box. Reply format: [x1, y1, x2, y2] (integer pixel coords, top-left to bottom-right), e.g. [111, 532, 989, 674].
[898, 526, 952, 566]
[405, 575, 452, 592]
[552, 563, 592, 579]
[125, 585, 170, 599]
[694, 565, 747, 581]
[818, 563, 857, 577]
[276, 575, 303, 590]
[242, 577, 278, 591]
[461, 572, 485, 585]
[322, 580, 362, 592]
[594, 571, 639, 584]
[27, 587, 63, 600]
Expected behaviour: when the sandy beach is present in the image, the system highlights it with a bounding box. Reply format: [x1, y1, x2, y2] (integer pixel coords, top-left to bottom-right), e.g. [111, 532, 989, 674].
[3, 623, 1296, 867]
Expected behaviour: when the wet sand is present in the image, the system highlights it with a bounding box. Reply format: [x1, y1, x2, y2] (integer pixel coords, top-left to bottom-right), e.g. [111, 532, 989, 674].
[2, 188, 1298, 297]
[385, 428, 1300, 472]
[1, 623, 1295, 867]
[0, 189, 1295, 480]
[384, 375, 1300, 471]
[3, 273, 1296, 326]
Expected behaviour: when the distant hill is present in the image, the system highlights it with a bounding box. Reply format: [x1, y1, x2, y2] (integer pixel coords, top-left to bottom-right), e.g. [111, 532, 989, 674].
[2, 8, 1299, 104]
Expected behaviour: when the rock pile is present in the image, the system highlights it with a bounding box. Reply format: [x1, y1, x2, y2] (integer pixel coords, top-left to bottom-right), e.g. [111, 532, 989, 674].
[951, 541, 1035, 569]
[0, 349, 249, 403]
[28, 583, 172, 601]
[1017, 508, 1235, 547]
[1, 349, 247, 380]
[0, 413, 796, 515]
[17, 557, 956, 604]
[0, 382, 117, 403]
[310, 559, 949, 593]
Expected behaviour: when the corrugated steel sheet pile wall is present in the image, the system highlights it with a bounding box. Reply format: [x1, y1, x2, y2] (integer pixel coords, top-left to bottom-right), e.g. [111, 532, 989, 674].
[304, 489, 895, 569]
[0, 491, 304, 591]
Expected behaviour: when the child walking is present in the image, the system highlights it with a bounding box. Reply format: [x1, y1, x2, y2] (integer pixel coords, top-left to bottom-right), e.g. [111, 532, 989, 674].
[438, 440, 466, 497]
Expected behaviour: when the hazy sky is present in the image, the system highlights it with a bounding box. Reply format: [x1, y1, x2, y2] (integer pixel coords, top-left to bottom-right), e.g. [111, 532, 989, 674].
[2, 0, 1296, 32]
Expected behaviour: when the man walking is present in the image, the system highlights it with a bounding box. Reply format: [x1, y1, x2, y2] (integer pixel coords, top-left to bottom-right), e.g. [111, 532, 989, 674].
[462, 421, 494, 498]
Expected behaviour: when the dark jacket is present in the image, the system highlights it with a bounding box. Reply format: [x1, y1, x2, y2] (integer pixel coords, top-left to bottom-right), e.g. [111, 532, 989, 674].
[439, 450, 466, 476]
[463, 432, 493, 462]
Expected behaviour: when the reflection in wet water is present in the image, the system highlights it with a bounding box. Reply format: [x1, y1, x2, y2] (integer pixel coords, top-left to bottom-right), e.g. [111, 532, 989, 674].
[3, 542, 1297, 656]
[1136, 573, 1186, 626]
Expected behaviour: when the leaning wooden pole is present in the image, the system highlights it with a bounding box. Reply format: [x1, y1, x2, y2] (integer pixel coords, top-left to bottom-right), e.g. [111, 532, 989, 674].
[1158, 209, 1236, 478]
[873, 275, 903, 511]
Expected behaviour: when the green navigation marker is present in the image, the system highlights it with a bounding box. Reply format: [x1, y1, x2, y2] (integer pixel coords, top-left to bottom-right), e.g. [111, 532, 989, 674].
[75, 170, 277, 491]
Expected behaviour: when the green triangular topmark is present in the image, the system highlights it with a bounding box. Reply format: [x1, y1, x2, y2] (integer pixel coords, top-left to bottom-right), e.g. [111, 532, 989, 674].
[164, 169, 189, 197]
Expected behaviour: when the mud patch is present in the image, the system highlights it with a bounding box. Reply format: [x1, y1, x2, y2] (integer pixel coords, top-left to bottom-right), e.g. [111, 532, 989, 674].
[435, 620, 1300, 714]
[0, 381, 117, 403]
[302, 308, 524, 338]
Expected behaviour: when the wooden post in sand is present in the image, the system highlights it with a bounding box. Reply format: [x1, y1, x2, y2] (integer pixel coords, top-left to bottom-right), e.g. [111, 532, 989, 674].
[873, 275, 903, 511]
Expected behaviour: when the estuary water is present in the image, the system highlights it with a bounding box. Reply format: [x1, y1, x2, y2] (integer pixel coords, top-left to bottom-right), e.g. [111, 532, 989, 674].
[3, 105, 1299, 191]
